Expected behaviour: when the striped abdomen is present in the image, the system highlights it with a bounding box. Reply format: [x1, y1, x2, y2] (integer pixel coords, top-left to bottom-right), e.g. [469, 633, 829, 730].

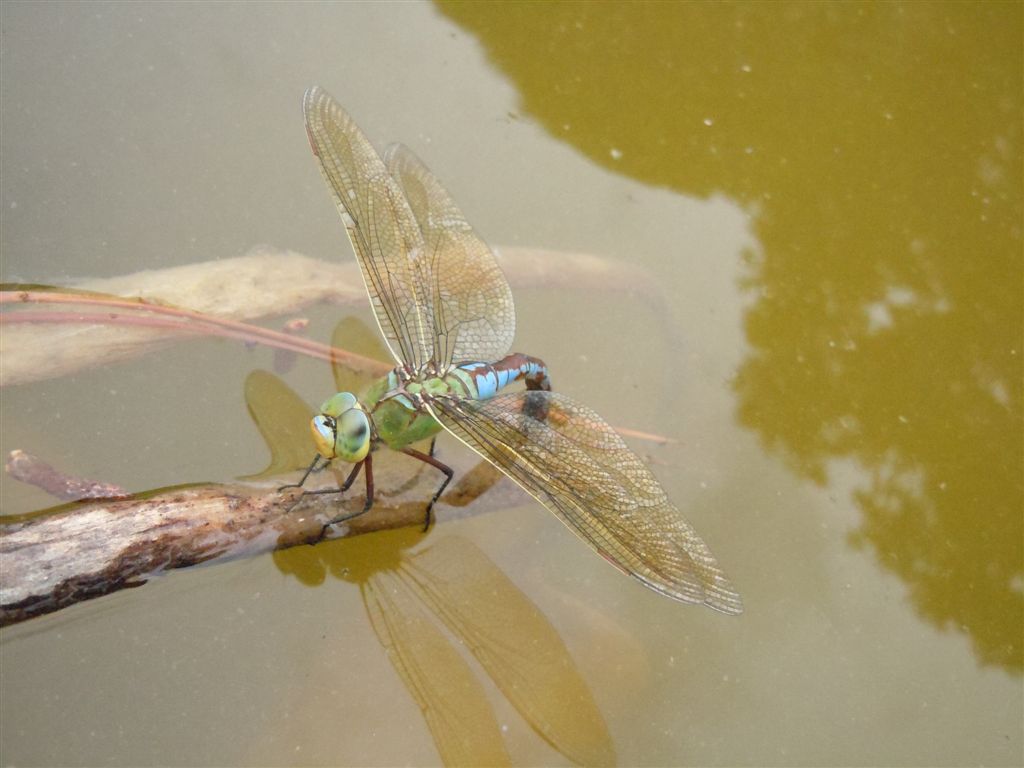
[448, 354, 551, 401]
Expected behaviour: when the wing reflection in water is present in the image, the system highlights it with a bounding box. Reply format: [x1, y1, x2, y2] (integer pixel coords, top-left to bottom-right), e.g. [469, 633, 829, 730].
[290, 529, 617, 767]
[247, 363, 615, 766]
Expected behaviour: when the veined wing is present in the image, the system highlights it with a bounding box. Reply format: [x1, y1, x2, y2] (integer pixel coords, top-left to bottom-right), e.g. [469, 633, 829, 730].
[303, 86, 431, 370]
[429, 391, 743, 614]
[384, 144, 515, 371]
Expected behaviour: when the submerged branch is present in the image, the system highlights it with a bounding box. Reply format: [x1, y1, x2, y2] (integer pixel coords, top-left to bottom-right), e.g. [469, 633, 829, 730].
[0, 451, 523, 628]
[0, 246, 660, 387]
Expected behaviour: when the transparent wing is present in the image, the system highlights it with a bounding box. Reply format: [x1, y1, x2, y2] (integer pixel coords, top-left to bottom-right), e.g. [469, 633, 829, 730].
[429, 391, 743, 614]
[384, 144, 515, 370]
[302, 86, 431, 369]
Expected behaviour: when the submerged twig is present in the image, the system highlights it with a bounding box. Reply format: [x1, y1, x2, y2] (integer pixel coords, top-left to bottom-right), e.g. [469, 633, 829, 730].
[0, 450, 522, 628]
[0, 246, 662, 387]
[5, 449, 130, 502]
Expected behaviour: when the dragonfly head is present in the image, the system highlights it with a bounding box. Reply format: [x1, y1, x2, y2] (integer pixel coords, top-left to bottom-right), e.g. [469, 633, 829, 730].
[311, 392, 371, 463]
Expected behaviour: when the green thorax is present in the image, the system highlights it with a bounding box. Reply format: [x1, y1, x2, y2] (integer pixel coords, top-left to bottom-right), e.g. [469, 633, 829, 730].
[360, 369, 476, 451]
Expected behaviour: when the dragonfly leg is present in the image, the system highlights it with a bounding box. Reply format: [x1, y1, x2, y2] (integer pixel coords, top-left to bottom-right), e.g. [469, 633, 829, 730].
[401, 447, 453, 531]
[320, 454, 375, 535]
[305, 458, 367, 497]
[278, 453, 326, 491]
[343, 459, 368, 495]
[361, 454, 374, 511]
[427, 437, 437, 458]
[283, 455, 377, 535]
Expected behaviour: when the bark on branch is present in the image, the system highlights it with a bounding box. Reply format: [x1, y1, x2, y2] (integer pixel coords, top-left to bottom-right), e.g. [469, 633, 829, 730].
[1, 451, 521, 628]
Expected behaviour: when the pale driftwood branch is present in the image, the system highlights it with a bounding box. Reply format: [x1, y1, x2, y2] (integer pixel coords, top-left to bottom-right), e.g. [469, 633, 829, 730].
[0, 246, 662, 387]
[1, 451, 524, 628]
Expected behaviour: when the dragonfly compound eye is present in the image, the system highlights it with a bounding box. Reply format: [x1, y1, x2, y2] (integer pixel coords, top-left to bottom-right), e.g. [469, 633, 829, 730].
[310, 414, 338, 459]
[319, 391, 359, 417]
[335, 408, 371, 463]
[311, 393, 369, 462]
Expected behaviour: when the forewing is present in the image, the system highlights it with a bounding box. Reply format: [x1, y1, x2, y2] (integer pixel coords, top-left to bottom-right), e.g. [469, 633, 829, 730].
[384, 143, 515, 370]
[303, 87, 431, 369]
[429, 391, 743, 614]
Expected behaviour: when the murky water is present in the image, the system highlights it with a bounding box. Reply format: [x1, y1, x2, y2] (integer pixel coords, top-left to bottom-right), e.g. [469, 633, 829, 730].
[1, 3, 1020, 766]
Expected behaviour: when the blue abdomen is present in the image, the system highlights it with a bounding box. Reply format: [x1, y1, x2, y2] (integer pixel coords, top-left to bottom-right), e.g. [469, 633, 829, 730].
[452, 354, 551, 401]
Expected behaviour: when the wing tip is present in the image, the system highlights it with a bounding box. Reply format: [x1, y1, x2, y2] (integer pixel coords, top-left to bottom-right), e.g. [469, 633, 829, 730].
[302, 85, 338, 125]
[303, 85, 321, 114]
[705, 572, 744, 615]
[634, 571, 744, 615]
[705, 590, 745, 616]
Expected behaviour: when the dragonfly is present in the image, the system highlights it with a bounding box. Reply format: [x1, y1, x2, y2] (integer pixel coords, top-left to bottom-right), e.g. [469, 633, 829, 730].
[294, 86, 742, 614]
